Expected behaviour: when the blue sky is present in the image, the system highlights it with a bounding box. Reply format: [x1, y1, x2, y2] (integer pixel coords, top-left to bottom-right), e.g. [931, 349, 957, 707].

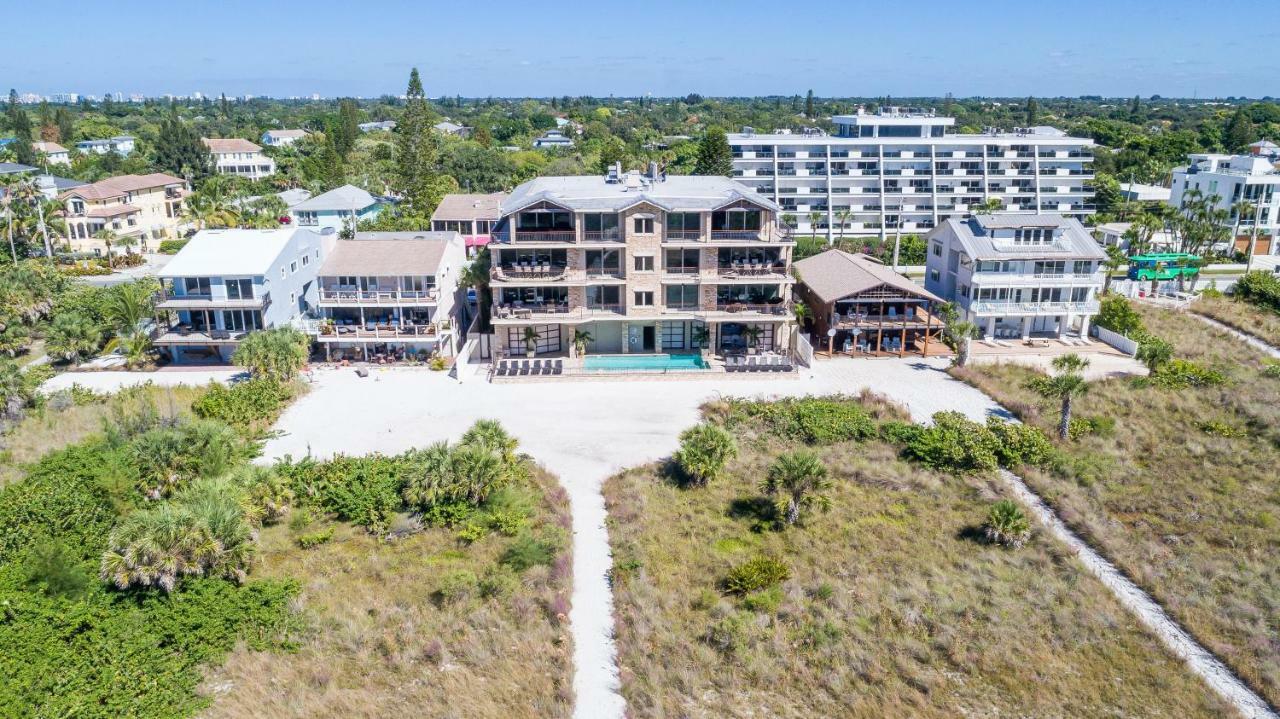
[4, 0, 1278, 98]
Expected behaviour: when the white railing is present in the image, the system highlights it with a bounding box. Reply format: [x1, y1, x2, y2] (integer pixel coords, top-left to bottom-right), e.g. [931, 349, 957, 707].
[1091, 324, 1139, 356]
[318, 289, 439, 303]
[970, 300, 1100, 314]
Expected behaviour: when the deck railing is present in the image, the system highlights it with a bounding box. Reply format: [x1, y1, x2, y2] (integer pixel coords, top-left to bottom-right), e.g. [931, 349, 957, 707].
[318, 289, 438, 303]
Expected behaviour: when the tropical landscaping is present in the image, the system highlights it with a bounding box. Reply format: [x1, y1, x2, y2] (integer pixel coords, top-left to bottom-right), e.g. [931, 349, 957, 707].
[953, 301, 1280, 707]
[603, 394, 1228, 717]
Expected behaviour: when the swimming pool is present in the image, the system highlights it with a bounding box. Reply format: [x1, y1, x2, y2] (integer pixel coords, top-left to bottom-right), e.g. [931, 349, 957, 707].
[582, 353, 710, 372]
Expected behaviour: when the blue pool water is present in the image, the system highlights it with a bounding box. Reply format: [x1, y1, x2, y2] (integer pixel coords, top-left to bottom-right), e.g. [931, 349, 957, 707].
[583, 353, 709, 372]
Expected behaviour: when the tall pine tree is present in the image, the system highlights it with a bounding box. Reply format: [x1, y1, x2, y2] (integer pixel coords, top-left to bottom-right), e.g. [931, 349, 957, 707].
[805, 89, 815, 118]
[396, 68, 441, 212]
[1024, 97, 1038, 126]
[693, 127, 733, 176]
[154, 105, 210, 179]
[1224, 109, 1255, 152]
[334, 99, 360, 158]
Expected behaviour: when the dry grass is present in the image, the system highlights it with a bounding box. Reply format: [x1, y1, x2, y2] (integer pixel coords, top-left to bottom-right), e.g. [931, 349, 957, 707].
[953, 304, 1280, 707]
[0, 382, 206, 486]
[199, 465, 574, 719]
[603, 399, 1229, 718]
[1193, 294, 1280, 348]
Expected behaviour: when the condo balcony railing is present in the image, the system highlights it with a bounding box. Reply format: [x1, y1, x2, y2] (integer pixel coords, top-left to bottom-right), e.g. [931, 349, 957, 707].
[714, 301, 792, 316]
[492, 303, 625, 320]
[715, 262, 788, 278]
[492, 264, 570, 282]
[151, 324, 250, 343]
[709, 230, 769, 242]
[495, 229, 577, 243]
[154, 291, 271, 310]
[318, 322, 439, 339]
[318, 288, 438, 303]
[583, 229, 624, 243]
[969, 300, 1100, 315]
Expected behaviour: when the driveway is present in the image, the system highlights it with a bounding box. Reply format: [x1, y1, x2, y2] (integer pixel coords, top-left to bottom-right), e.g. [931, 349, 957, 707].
[261, 358, 1006, 719]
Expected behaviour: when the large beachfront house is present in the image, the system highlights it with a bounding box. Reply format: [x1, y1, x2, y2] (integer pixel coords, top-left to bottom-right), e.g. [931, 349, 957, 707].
[289, 184, 383, 234]
[305, 232, 466, 362]
[793, 249, 944, 356]
[489, 167, 797, 359]
[60, 173, 188, 248]
[730, 107, 1095, 239]
[924, 213, 1105, 340]
[153, 228, 328, 363]
[203, 138, 277, 180]
[431, 192, 506, 256]
[1170, 153, 1279, 256]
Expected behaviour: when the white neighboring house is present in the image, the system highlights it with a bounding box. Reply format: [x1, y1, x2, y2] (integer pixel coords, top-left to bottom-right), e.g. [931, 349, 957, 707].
[261, 129, 309, 147]
[154, 227, 332, 364]
[434, 121, 470, 138]
[729, 107, 1096, 239]
[76, 135, 135, 156]
[358, 120, 396, 133]
[1119, 182, 1171, 203]
[202, 138, 277, 180]
[924, 213, 1105, 340]
[289, 184, 383, 234]
[533, 130, 574, 149]
[1170, 153, 1280, 255]
[31, 141, 70, 165]
[1094, 222, 1176, 252]
[305, 231, 467, 361]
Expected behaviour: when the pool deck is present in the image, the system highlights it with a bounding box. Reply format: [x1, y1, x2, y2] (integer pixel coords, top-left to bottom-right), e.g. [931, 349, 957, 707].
[489, 352, 798, 382]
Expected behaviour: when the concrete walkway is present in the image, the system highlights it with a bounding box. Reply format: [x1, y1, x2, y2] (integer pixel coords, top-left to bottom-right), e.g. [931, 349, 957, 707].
[999, 470, 1277, 719]
[261, 358, 1006, 719]
[1191, 313, 1280, 359]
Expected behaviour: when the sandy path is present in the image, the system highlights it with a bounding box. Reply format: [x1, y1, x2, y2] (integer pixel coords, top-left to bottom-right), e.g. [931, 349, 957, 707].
[1191, 312, 1280, 359]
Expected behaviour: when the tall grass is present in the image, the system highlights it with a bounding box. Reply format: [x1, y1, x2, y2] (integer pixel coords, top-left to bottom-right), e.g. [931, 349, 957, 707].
[952, 304, 1280, 706]
[199, 465, 574, 719]
[603, 399, 1228, 717]
[1193, 294, 1280, 348]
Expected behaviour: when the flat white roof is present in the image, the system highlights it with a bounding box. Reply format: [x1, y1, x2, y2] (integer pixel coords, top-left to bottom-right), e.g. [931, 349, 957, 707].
[728, 130, 1090, 146]
[160, 228, 311, 277]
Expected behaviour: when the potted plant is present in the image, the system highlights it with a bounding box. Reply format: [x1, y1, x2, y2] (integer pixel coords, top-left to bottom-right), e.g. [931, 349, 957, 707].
[742, 325, 763, 355]
[572, 329, 593, 358]
[691, 324, 711, 359]
[319, 318, 335, 336]
[522, 326, 540, 358]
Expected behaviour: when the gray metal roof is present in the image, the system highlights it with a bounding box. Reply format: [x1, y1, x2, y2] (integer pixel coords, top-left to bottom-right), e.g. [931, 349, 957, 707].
[935, 214, 1105, 261]
[0, 162, 36, 175]
[291, 184, 378, 212]
[501, 174, 780, 215]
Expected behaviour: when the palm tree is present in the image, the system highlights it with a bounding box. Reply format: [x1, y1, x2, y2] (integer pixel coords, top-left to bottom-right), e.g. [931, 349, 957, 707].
[673, 423, 737, 486]
[807, 211, 823, 241]
[0, 360, 26, 419]
[116, 234, 139, 260]
[460, 419, 519, 465]
[761, 450, 832, 526]
[0, 175, 19, 263]
[94, 228, 119, 268]
[975, 198, 1003, 215]
[103, 280, 156, 336]
[1028, 353, 1090, 440]
[521, 326, 540, 357]
[448, 443, 508, 504]
[1101, 245, 1126, 295]
[835, 208, 852, 246]
[741, 325, 763, 352]
[1136, 336, 1173, 374]
[690, 324, 711, 351]
[1230, 199, 1254, 254]
[459, 247, 492, 331]
[12, 179, 52, 257]
[571, 329, 593, 358]
[401, 441, 456, 508]
[231, 326, 310, 381]
[45, 313, 102, 362]
[792, 300, 812, 332]
[943, 320, 978, 367]
[984, 499, 1031, 548]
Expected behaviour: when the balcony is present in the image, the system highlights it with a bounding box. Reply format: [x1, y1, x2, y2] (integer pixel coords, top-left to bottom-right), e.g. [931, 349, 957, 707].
[155, 291, 271, 311]
[713, 302, 792, 316]
[709, 230, 768, 242]
[969, 300, 1100, 315]
[317, 322, 439, 341]
[151, 324, 249, 345]
[715, 261, 788, 279]
[492, 264, 571, 282]
[492, 303, 625, 321]
[318, 288, 439, 305]
[583, 229, 624, 243]
[499, 230, 577, 243]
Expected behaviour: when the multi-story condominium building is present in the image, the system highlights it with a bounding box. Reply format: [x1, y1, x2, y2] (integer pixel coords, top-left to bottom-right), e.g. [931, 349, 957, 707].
[31, 141, 70, 165]
[431, 192, 506, 256]
[729, 107, 1095, 239]
[202, 138, 277, 180]
[154, 228, 328, 363]
[260, 129, 309, 147]
[304, 232, 466, 362]
[60, 173, 188, 247]
[489, 167, 796, 359]
[289, 184, 382, 234]
[925, 213, 1104, 340]
[1170, 153, 1280, 256]
[76, 135, 135, 156]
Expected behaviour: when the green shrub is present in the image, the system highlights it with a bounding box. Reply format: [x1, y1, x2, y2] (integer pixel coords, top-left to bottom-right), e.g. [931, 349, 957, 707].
[478, 567, 520, 599]
[728, 397, 876, 444]
[904, 411, 1000, 473]
[986, 419, 1058, 468]
[1068, 415, 1116, 439]
[984, 499, 1032, 548]
[500, 533, 557, 572]
[1151, 359, 1226, 389]
[192, 379, 293, 433]
[723, 555, 790, 595]
[1232, 270, 1280, 312]
[704, 610, 753, 654]
[277, 453, 412, 533]
[1263, 361, 1280, 379]
[157, 239, 189, 254]
[878, 420, 924, 445]
[674, 423, 738, 485]
[423, 500, 478, 528]
[295, 527, 334, 548]
[1094, 294, 1145, 336]
[127, 419, 245, 498]
[436, 569, 479, 604]
[1197, 419, 1248, 438]
[455, 521, 489, 544]
[740, 584, 784, 613]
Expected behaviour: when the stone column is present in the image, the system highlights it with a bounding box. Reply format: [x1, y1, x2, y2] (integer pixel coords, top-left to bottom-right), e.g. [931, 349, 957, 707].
[1020, 316, 1031, 339]
[985, 316, 996, 339]
[654, 321, 663, 352]
[621, 322, 630, 353]
[1078, 314, 1091, 339]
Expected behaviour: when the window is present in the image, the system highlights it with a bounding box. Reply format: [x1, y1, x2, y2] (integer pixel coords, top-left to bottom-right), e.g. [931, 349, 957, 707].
[221, 310, 263, 332]
[633, 255, 654, 272]
[931, 242, 942, 257]
[929, 269, 940, 283]
[302, 254, 309, 266]
[583, 213, 619, 235]
[633, 291, 654, 307]
[662, 321, 689, 349]
[290, 261, 298, 274]
[184, 277, 211, 296]
[289, 291, 295, 305]
[665, 212, 701, 236]
[665, 248, 700, 274]
[633, 217, 654, 234]
[506, 324, 561, 355]
[280, 267, 286, 280]
[224, 278, 253, 300]
[711, 209, 762, 232]
[586, 285, 620, 307]
[585, 249, 622, 276]
[665, 284, 699, 309]
[295, 211, 317, 226]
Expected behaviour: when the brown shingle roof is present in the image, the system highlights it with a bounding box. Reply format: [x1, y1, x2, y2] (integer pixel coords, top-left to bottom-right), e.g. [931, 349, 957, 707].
[59, 173, 185, 201]
[32, 141, 67, 154]
[202, 138, 262, 154]
[318, 234, 459, 277]
[793, 249, 940, 305]
[431, 192, 507, 222]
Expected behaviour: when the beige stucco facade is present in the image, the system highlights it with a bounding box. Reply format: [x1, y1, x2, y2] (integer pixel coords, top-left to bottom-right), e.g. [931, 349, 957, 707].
[60, 173, 189, 252]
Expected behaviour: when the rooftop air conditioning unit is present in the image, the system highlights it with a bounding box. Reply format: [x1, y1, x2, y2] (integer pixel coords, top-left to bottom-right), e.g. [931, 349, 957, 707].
[741, 126, 755, 136]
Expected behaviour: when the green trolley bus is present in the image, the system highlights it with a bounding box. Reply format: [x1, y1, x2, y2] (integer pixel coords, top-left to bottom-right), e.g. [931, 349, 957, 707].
[1127, 253, 1201, 282]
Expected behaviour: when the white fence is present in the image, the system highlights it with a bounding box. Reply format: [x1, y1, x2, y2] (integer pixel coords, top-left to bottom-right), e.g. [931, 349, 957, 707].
[1091, 324, 1139, 356]
[794, 332, 815, 367]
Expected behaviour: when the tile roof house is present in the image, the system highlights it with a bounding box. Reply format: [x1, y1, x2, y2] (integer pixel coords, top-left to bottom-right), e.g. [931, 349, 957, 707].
[31, 141, 70, 165]
[431, 192, 507, 253]
[203, 138, 276, 179]
[60, 173, 189, 248]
